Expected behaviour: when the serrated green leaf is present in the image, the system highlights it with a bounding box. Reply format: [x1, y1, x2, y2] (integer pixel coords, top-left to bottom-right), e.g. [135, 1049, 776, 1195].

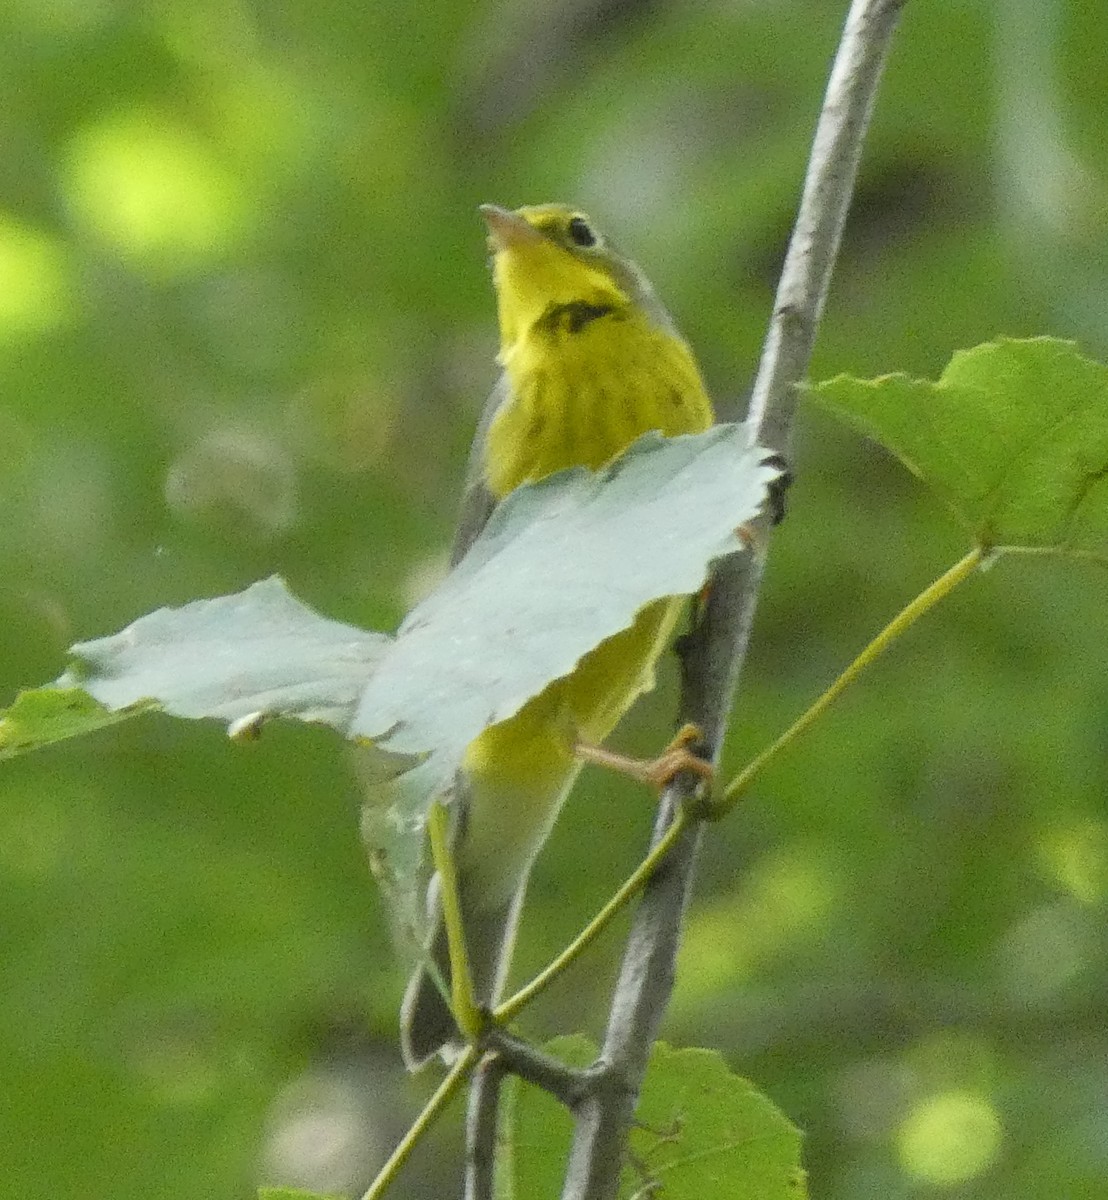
[3, 428, 775, 936]
[356, 424, 775, 934]
[808, 337, 1108, 550]
[354, 423, 776, 769]
[0, 686, 149, 759]
[629, 1043, 806, 1199]
[62, 576, 392, 731]
[0, 579, 394, 761]
[501, 1038, 805, 1199]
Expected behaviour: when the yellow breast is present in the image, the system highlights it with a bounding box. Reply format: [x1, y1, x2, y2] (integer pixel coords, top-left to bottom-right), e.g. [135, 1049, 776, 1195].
[483, 305, 713, 499]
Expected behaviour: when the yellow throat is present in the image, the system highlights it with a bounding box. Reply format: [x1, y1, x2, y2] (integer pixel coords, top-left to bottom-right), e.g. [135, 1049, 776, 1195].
[478, 203, 713, 496]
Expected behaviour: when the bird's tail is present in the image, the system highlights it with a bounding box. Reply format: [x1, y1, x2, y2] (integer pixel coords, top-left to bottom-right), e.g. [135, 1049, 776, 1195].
[399, 871, 527, 1071]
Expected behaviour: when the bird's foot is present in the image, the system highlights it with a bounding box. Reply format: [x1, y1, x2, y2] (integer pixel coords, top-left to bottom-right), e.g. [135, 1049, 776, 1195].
[574, 723, 713, 792]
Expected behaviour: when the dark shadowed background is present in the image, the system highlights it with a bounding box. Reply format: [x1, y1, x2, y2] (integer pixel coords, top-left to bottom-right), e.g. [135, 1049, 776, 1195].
[2, 1, 1106, 1196]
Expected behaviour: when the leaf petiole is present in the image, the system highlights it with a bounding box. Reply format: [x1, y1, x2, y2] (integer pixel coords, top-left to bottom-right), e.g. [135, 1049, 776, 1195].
[715, 545, 986, 816]
[427, 800, 482, 1041]
[496, 808, 690, 1024]
[358, 1044, 478, 1200]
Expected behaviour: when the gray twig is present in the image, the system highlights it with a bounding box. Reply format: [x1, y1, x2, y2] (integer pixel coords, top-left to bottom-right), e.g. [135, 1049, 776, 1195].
[559, 3, 908, 1198]
[485, 1027, 593, 1108]
[464, 1054, 505, 1200]
[466, 1030, 595, 1199]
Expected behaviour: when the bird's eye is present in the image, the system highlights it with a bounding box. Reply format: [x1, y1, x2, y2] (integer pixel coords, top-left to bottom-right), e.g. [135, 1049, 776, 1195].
[567, 216, 597, 247]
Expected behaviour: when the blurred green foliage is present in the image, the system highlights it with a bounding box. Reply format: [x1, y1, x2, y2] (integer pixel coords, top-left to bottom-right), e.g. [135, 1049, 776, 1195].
[2, 1, 1107, 1197]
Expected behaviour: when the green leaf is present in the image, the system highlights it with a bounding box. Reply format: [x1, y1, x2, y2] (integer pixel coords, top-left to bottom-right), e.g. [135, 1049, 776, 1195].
[354, 423, 776, 769]
[356, 423, 776, 934]
[64, 576, 391, 729]
[0, 578, 393, 759]
[3, 426, 773, 773]
[808, 337, 1108, 550]
[502, 1038, 806, 1199]
[2, 427, 776, 934]
[0, 686, 147, 760]
[629, 1044, 806, 1199]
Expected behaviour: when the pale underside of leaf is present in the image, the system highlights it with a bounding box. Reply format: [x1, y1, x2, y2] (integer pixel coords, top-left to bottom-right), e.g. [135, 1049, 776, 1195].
[352, 424, 777, 770]
[61, 576, 392, 732]
[2, 424, 778, 934]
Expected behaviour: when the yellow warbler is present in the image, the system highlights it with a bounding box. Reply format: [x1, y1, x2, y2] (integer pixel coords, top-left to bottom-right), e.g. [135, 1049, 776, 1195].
[400, 203, 714, 1068]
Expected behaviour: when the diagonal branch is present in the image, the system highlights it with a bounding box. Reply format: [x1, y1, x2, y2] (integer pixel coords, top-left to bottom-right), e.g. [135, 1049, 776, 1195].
[559, 3, 909, 1198]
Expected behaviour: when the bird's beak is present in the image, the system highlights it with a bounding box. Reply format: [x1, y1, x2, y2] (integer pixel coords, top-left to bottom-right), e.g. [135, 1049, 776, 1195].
[479, 204, 542, 252]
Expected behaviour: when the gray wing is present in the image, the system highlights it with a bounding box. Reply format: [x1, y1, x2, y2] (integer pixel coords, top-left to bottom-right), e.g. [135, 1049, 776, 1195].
[397, 375, 510, 1065]
[449, 373, 510, 567]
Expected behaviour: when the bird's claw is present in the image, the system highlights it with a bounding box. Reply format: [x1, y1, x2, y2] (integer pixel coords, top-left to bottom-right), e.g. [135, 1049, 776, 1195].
[574, 723, 713, 794]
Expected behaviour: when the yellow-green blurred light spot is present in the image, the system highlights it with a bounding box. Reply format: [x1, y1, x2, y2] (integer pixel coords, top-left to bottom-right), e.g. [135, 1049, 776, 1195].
[677, 903, 752, 993]
[897, 1091, 1002, 1185]
[1037, 819, 1108, 905]
[63, 107, 247, 274]
[676, 847, 839, 999]
[0, 215, 75, 342]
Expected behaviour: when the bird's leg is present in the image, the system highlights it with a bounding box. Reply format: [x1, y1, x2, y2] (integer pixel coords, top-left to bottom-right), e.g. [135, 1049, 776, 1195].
[574, 723, 713, 792]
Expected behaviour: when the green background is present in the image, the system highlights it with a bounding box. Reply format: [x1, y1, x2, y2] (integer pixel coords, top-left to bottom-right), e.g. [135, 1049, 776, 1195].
[2, 1, 1106, 1196]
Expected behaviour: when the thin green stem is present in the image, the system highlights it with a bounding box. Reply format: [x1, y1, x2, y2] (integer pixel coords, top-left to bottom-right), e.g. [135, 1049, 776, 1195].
[428, 800, 480, 1040]
[495, 807, 690, 1024]
[716, 546, 985, 816]
[359, 1044, 478, 1200]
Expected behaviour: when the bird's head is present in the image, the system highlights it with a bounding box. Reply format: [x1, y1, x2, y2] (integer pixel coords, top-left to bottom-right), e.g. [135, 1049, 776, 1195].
[480, 203, 669, 353]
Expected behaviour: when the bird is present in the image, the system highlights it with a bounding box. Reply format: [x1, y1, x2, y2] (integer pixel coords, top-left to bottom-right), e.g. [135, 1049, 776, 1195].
[400, 203, 715, 1069]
